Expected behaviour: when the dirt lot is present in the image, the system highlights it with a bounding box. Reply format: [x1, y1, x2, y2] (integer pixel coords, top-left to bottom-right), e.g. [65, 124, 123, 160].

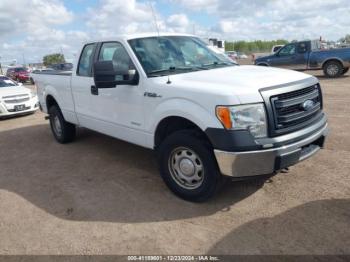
[0, 67, 349, 256]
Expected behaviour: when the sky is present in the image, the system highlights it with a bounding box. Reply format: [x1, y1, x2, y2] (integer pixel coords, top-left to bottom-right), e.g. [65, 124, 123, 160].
[0, 0, 349, 64]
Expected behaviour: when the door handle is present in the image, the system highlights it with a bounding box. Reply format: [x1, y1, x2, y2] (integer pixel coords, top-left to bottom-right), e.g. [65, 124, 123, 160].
[91, 85, 98, 95]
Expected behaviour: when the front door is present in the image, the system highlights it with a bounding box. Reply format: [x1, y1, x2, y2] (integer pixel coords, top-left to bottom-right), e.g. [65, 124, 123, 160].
[71, 41, 146, 147]
[269, 43, 308, 70]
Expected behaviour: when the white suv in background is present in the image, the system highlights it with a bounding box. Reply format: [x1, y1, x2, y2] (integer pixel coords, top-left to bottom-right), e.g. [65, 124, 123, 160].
[0, 76, 39, 118]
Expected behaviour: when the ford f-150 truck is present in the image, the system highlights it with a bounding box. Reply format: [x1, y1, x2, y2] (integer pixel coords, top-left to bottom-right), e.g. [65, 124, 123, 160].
[255, 40, 350, 78]
[33, 33, 329, 202]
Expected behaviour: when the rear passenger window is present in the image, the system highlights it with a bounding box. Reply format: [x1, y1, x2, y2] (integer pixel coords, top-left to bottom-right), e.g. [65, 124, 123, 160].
[77, 44, 95, 77]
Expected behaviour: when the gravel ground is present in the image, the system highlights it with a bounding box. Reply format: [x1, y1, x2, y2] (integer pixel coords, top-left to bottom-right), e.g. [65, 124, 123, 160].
[0, 67, 349, 256]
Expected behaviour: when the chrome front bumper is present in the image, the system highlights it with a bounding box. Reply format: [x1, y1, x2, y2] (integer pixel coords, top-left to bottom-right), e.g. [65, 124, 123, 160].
[214, 123, 329, 177]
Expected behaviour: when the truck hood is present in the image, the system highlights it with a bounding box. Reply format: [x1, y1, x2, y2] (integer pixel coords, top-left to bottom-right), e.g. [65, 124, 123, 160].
[162, 65, 316, 104]
[0, 86, 32, 99]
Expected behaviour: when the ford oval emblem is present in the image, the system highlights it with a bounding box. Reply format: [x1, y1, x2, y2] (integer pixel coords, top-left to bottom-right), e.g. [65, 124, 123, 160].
[302, 100, 315, 111]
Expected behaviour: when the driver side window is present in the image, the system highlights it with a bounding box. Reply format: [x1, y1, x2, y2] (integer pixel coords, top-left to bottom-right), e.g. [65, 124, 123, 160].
[279, 44, 296, 56]
[99, 42, 135, 70]
[98, 42, 135, 81]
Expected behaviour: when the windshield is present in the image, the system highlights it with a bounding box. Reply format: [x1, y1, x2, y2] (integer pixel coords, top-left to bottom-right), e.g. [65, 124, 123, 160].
[14, 67, 28, 72]
[0, 77, 17, 88]
[128, 36, 235, 77]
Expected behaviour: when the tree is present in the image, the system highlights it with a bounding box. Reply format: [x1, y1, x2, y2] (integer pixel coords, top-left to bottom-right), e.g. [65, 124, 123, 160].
[224, 39, 288, 53]
[43, 53, 65, 66]
[224, 42, 235, 51]
[338, 34, 350, 43]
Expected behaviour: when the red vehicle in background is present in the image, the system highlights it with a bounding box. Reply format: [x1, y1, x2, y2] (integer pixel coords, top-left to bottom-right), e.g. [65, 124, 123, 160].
[6, 67, 30, 83]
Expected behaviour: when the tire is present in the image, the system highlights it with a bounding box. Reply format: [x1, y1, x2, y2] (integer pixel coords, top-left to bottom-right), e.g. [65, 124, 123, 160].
[342, 67, 349, 75]
[323, 61, 343, 78]
[157, 130, 223, 202]
[48, 105, 76, 144]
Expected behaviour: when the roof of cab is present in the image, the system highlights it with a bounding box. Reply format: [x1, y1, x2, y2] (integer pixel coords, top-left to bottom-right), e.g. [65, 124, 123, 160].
[85, 32, 196, 45]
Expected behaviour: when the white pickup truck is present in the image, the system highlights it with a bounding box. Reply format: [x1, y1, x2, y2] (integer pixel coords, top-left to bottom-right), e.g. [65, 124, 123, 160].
[33, 33, 329, 202]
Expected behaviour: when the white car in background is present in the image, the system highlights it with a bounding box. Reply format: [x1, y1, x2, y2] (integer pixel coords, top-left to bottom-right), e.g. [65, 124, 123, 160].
[0, 76, 39, 118]
[207, 45, 237, 64]
[237, 52, 248, 59]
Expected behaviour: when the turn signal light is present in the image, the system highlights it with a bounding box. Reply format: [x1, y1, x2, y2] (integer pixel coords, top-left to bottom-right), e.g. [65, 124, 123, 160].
[216, 106, 232, 129]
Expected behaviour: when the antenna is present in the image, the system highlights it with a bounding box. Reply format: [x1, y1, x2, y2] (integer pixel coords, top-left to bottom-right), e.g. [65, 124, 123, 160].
[166, 75, 172, 84]
[148, 2, 160, 37]
[148, 1, 172, 84]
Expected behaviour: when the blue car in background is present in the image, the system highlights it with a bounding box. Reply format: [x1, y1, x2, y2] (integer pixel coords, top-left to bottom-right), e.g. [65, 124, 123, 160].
[255, 40, 350, 78]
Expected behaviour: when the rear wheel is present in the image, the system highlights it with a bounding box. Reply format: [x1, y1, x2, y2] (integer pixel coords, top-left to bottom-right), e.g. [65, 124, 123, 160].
[323, 61, 343, 78]
[48, 105, 76, 144]
[342, 67, 349, 75]
[157, 130, 223, 202]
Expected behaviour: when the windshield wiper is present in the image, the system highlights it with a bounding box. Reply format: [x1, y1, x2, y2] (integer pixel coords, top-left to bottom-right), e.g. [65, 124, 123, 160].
[148, 66, 201, 76]
[202, 61, 233, 67]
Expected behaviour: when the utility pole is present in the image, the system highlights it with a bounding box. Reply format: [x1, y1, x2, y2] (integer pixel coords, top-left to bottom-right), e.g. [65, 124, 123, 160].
[60, 46, 64, 59]
[22, 53, 26, 67]
[0, 55, 3, 75]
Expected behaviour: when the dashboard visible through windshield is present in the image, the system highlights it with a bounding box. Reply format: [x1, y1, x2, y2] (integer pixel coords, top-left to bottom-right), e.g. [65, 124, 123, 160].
[128, 36, 235, 77]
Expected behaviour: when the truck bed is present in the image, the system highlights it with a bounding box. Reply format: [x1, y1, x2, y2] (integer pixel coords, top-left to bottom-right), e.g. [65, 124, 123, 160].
[33, 70, 72, 76]
[32, 70, 75, 118]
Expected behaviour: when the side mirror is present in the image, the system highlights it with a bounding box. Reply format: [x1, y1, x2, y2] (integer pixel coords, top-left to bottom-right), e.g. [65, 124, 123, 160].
[93, 61, 139, 89]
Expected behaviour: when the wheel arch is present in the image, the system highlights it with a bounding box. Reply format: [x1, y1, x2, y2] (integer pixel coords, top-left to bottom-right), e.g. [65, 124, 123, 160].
[46, 94, 59, 110]
[321, 58, 345, 69]
[154, 116, 212, 150]
[256, 62, 269, 66]
[149, 98, 222, 149]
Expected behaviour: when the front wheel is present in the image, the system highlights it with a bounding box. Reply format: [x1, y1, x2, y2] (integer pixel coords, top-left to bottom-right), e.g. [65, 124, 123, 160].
[48, 105, 76, 144]
[157, 130, 223, 202]
[323, 61, 343, 78]
[342, 67, 349, 75]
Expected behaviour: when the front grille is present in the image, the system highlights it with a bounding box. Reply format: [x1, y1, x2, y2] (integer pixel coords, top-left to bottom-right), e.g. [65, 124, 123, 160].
[270, 84, 322, 134]
[2, 94, 30, 104]
[4, 97, 30, 104]
[2, 93, 28, 99]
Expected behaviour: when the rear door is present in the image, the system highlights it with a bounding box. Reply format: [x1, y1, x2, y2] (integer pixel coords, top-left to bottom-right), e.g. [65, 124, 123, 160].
[71, 43, 97, 123]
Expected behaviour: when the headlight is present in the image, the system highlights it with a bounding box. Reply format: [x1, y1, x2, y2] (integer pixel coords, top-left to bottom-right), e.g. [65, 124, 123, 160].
[216, 103, 267, 138]
[31, 91, 37, 98]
